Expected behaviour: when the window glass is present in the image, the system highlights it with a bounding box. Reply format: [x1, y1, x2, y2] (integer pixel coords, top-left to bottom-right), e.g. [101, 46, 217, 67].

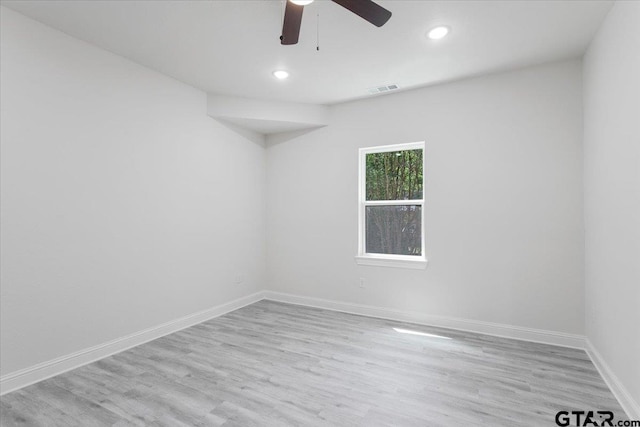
[365, 205, 422, 256]
[366, 149, 423, 201]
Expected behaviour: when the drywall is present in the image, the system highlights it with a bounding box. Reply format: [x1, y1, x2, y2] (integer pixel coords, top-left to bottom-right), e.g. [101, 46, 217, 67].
[207, 94, 329, 135]
[267, 60, 584, 335]
[0, 8, 266, 376]
[583, 0, 640, 415]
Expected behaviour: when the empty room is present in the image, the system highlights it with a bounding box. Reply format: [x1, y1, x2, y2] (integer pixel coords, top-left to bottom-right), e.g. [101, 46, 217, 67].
[0, 0, 638, 425]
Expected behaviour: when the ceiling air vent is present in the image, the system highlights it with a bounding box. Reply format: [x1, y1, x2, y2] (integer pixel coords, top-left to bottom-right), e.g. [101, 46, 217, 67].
[368, 84, 399, 95]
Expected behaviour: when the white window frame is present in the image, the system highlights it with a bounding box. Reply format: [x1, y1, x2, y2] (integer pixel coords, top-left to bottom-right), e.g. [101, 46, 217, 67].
[356, 142, 427, 269]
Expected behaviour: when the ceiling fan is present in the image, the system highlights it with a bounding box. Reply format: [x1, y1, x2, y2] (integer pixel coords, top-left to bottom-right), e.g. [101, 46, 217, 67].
[280, 0, 392, 45]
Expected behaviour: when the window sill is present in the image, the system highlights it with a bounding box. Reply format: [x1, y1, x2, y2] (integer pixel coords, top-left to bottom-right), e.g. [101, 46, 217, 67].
[355, 255, 428, 270]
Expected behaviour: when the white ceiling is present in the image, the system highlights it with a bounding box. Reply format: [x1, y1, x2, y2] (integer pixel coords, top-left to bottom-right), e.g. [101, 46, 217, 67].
[2, 0, 613, 105]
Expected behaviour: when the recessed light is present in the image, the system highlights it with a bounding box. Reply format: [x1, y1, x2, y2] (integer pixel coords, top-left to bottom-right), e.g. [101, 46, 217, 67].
[427, 26, 450, 40]
[290, 0, 314, 5]
[273, 70, 290, 80]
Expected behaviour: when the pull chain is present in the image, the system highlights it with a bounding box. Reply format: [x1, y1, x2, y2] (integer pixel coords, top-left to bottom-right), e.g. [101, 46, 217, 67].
[316, 12, 320, 51]
[279, 0, 285, 42]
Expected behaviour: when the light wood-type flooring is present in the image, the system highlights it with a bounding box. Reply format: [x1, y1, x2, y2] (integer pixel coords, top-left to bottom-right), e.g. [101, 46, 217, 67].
[1, 300, 627, 426]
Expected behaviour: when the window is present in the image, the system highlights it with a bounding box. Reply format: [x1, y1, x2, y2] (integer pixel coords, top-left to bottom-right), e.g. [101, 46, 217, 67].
[356, 142, 427, 269]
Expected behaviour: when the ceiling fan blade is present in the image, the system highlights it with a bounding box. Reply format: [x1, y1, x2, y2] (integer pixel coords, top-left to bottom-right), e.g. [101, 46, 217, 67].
[281, 1, 304, 45]
[331, 0, 391, 27]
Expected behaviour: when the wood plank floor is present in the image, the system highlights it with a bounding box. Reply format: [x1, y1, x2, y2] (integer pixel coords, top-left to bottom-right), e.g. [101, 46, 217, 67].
[1, 300, 627, 426]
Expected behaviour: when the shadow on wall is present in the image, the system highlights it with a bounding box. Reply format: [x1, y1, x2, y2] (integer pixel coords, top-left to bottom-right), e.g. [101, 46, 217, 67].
[266, 127, 326, 146]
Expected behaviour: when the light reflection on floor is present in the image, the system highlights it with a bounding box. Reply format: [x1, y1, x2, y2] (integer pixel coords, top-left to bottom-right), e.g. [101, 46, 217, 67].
[393, 327, 452, 340]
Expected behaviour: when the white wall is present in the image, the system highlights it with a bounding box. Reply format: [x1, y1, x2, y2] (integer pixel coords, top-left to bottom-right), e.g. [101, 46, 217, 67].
[583, 0, 640, 413]
[0, 8, 266, 376]
[267, 60, 585, 335]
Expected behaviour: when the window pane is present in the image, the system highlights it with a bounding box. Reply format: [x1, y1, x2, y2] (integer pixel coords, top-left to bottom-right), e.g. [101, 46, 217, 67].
[366, 205, 422, 256]
[366, 149, 423, 201]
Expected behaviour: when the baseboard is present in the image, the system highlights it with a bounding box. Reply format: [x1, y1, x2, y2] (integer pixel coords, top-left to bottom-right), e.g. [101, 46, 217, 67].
[585, 339, 640, 419]
[0, 291, 266, 396]
[4, 290, 634, 419]
[263, 291, 586, 349]
[10, 289, 634, 419]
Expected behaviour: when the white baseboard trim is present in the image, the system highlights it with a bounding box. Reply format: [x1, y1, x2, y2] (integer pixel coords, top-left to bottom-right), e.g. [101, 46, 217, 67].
[9, 289, 635, 420]
[0, 291, 265, 396]
[263, 291, 586, 349]
[585, 339, 640, 419]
